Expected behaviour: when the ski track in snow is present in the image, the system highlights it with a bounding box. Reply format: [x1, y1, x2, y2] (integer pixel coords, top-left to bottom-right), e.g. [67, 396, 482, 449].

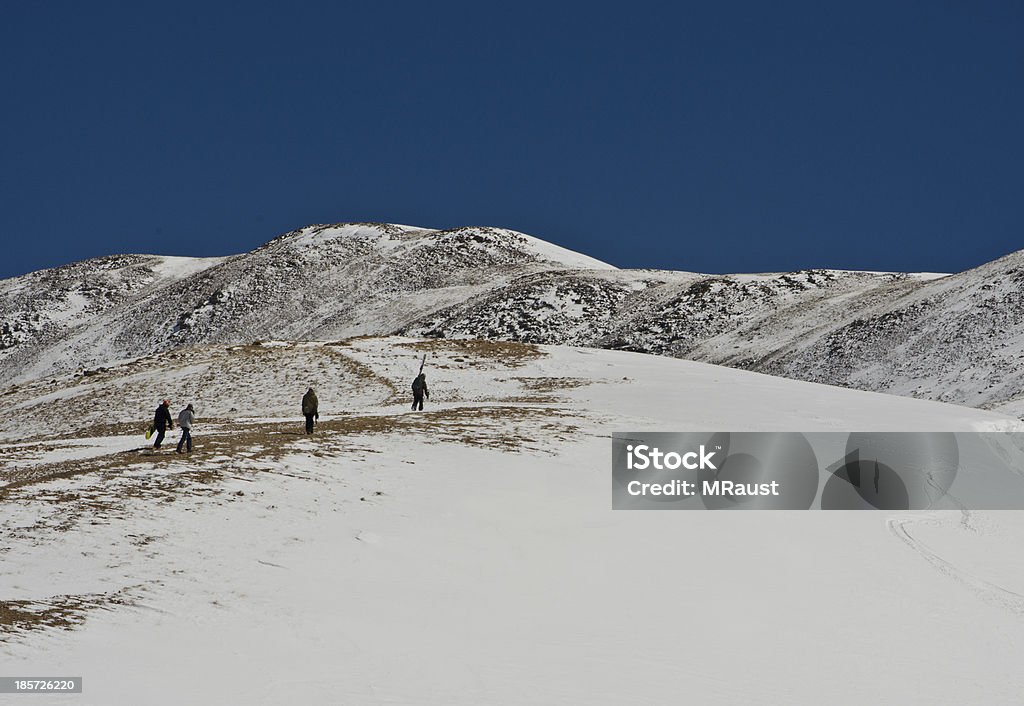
[887, 511, 1024, 615]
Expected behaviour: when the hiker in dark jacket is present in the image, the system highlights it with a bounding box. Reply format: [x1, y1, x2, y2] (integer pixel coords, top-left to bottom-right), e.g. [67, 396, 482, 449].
[411, 373, 428, 411]
[153, 399, 174, 448]
[302, 387, 319, 434]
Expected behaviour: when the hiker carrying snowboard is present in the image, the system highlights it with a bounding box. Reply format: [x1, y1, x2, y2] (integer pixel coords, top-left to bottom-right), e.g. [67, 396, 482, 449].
[152, 399, 174, 448]
[411, 373, 429, 411]
[302, 387, 319, 434]
[176, 404, 195, 454]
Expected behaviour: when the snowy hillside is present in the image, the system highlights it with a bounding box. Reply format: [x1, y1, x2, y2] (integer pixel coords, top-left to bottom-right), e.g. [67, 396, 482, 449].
[1, 221, 1021, 417]
[0, 224, 612, 384]
[4, 338, 1024, 704]
[753, 249, 1024, 417]
[0, 253, 224, 366]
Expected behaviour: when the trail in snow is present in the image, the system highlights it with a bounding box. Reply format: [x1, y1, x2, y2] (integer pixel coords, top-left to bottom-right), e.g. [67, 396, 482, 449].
[887, 511, 1024, 614]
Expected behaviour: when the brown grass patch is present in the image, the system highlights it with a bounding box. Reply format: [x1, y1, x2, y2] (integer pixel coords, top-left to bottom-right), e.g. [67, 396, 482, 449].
[512, 376, 590, 392]
[321, 346, 399, 395]
[196, 405, 582, 456]
[2, 402, 582, 502]
[0, 591, 132, 639]
[395, 339, 544, 367]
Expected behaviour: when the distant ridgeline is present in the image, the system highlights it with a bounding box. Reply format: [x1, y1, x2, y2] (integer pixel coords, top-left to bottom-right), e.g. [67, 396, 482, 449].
[1, 222, 1022, 417]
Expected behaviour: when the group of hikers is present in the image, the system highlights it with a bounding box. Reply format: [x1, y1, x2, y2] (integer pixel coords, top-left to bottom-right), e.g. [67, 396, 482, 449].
[149, 368, 430, 449]
[300, 372, 430, 435]
[149, 400, 195, 453]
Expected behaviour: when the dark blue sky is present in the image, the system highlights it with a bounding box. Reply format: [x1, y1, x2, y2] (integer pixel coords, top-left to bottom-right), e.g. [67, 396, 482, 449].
[2, 2, 1021, 279]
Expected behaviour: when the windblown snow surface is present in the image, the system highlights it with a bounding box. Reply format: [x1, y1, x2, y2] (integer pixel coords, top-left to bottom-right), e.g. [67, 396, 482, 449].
[3, 337, 1024, 704]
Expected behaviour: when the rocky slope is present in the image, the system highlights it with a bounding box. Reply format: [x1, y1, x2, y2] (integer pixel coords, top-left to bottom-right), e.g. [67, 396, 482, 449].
[1, 222, 1019, 416]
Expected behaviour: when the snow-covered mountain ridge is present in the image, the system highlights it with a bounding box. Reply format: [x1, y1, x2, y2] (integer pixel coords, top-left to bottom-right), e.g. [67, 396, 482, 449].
[2, 222, 1020, 415]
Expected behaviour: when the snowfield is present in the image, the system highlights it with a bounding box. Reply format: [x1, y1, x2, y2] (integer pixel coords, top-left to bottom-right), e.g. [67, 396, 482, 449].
[3, 337, 1024, 705]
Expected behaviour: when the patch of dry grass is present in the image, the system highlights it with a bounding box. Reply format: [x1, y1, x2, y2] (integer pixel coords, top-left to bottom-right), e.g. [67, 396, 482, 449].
[2, 401, 582, 506]
[321, 345, 399, 395]
[194, 405, 582, 457]
[396, 338, 544, 367]
[512, 376, 590, 392]
[0, 591, 132, 639]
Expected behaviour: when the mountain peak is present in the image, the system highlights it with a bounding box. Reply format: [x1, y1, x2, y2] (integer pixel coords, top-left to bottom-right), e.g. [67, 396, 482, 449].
[263, 222, 617, 271]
